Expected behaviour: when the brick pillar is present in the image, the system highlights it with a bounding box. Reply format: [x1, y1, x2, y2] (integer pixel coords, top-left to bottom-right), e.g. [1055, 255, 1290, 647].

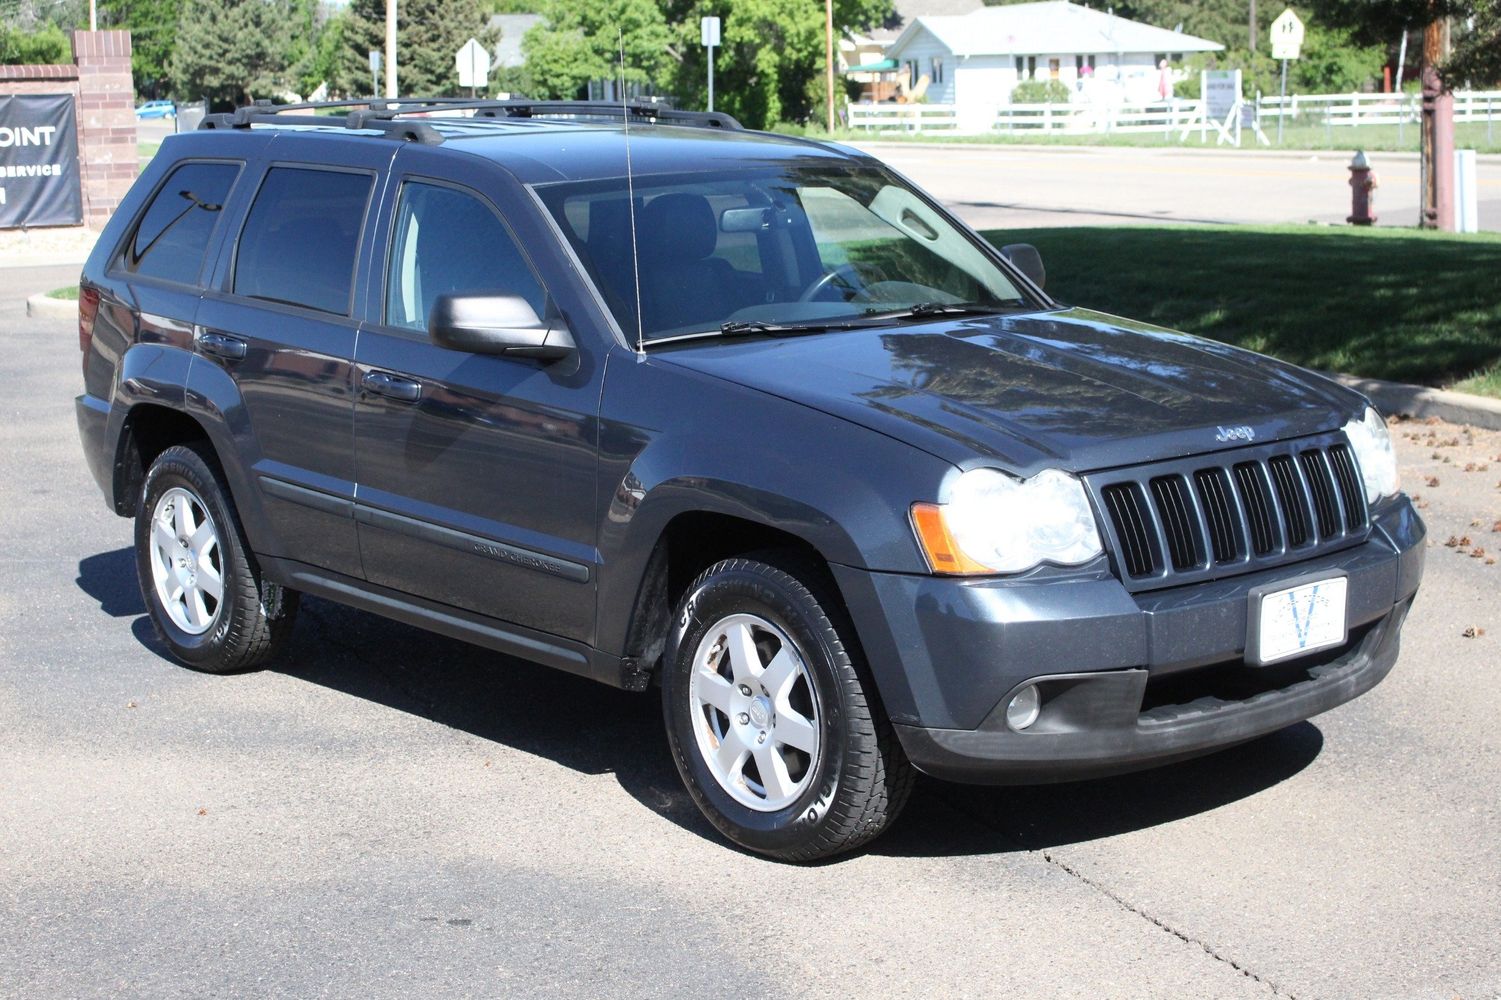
[71, 30, 136, 227]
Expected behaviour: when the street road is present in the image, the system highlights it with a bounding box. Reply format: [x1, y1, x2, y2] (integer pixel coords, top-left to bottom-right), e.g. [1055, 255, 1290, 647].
[2, 263, 1500, 998]
[854, 142, 1501, 232]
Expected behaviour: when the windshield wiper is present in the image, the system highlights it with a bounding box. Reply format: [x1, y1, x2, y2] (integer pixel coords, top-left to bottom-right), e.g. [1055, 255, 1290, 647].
[718, 317, 887, 336]
[869, 301, 1025, 321]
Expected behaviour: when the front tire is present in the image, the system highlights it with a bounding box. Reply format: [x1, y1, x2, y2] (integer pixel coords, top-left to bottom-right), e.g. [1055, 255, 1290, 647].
[134, 443, 297, 673]
[662, 556, 914, 861]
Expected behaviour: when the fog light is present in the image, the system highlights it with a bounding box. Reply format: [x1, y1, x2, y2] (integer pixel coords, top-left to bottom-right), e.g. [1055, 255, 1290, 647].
[1006, 684, 1041, 731]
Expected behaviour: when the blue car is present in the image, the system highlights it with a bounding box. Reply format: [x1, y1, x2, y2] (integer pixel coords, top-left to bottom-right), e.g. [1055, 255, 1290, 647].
[133, 100, 176, 120]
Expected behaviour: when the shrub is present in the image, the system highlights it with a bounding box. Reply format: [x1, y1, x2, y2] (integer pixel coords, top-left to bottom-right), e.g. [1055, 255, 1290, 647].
[1011, 79, 1071, 104]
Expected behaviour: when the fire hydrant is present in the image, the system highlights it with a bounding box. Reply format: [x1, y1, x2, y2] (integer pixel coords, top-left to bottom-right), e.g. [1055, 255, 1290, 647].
[1348, 150, 1378, 226]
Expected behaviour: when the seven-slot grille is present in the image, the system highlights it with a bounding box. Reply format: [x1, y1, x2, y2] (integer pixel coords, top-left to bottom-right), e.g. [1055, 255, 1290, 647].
[1090, 433, 1368, 590]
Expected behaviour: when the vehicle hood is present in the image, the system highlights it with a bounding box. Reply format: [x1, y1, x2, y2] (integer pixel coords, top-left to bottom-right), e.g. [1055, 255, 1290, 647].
[653, 308, 1364, 474]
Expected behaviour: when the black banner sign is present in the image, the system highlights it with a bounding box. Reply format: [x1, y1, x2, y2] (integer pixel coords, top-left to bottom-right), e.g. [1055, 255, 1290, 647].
[0, 93, 84, 229]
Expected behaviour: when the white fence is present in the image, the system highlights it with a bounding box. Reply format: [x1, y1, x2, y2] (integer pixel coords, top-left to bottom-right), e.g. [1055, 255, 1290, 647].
[1258, 90, 1501, 125]
[846, 90, 1501, 137]
[843, 103, 960, 132]
[991, 100, 1204, 134]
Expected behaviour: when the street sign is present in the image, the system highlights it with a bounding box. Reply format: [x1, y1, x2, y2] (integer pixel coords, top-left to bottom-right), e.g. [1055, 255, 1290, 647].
[455, 38, 491, 90]
[1270, 9, 1305, 61]
[701, 16, 721, 113]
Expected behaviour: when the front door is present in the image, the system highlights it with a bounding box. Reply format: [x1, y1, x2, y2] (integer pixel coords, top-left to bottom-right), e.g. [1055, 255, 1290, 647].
[352, 162, 601, 642]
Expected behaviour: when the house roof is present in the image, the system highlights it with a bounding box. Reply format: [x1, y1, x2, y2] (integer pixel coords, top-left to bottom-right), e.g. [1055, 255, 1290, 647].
[866, 0, 984, 44]
[887, 1, 1224, 58]
[488, 13, 545, 69]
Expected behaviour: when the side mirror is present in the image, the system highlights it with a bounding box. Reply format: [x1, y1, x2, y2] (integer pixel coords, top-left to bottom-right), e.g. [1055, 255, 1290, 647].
[429, 293, 577, 361]
[1000, 243, 1046, 291]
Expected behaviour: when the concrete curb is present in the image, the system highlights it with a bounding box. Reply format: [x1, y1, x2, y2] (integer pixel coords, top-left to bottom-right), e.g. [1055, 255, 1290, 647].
[1331, 373, 1501, 431]
[26, 293, 76, 321]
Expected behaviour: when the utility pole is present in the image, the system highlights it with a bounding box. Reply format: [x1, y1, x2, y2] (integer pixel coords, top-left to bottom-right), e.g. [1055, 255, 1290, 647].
[1419, 12, 1453, 228]
[384, 0, 397, 98]
[1248, 0, 1257, 51]
[89, 0, 96, 31]
[825, 0, 835, 132]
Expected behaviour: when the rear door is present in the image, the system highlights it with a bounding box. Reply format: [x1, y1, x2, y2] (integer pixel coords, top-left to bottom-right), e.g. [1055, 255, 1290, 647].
[350, 152, 603, 642]
[92, 158, 246, 397]
[195, 136, 395, 578]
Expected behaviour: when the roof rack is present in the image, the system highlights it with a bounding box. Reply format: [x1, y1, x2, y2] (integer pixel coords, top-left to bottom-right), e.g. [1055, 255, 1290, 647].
[199, 97, 743, 145]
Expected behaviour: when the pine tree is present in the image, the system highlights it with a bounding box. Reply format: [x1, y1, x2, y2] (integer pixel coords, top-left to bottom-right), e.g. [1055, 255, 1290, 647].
[341, 0, 496, 97]
[168, 0, 293, 106]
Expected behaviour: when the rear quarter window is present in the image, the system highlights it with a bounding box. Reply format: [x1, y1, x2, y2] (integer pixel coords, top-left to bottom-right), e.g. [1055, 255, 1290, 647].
[233, 166, 374, 315]
[119, 161, 242, 286]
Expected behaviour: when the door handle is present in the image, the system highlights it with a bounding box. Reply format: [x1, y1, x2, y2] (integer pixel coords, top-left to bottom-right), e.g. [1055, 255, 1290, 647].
[362, 369, 422, 402]
[193, 327, 247, 361]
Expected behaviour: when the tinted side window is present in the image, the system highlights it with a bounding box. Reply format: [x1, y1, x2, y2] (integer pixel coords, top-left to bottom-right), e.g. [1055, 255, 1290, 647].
[386, 181, 546, 331]
[234, 167, 373, 315]
[121, 161, 241, 285]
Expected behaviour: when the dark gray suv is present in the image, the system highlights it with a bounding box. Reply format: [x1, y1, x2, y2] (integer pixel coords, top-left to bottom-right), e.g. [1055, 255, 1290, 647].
[75, 99, 1424, 861]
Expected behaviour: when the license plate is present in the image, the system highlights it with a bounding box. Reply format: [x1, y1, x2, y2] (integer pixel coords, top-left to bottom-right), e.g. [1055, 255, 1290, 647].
[1249, 576, 1349, 665]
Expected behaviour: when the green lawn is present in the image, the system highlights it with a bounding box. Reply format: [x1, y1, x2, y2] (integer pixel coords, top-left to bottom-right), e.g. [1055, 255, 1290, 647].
[46, 286, 79, 300]
[977, 224, 1501, 397]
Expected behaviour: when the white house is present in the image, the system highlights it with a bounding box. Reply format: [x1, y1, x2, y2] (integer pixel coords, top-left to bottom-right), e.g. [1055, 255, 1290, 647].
[885, 1, 1223, 126]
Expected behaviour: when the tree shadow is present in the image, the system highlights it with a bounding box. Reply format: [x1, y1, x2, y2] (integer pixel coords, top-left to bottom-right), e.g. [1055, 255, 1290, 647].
[76, 547, 1326, 859]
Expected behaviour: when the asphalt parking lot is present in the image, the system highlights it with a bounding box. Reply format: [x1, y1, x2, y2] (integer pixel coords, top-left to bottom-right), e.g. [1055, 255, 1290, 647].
[2, 262, 1499, 999]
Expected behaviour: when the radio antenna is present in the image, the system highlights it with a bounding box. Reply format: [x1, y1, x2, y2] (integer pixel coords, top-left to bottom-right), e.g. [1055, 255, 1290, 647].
[620, 29, 646, 356]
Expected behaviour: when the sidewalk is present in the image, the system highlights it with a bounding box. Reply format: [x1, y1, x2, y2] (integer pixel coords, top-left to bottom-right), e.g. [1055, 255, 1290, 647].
[0, 227, 97, 269]
[844, 139, 1501, 164]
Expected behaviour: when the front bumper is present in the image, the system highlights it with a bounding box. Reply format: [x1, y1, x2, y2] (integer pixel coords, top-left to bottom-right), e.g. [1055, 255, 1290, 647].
[832, 497, 1424, 785]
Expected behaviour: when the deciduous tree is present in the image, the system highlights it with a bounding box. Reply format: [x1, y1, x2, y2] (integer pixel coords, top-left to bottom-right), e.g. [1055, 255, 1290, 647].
[665, 0, 892, 129]
[519, 0, 671, 100]
[100, 0, 183, 94]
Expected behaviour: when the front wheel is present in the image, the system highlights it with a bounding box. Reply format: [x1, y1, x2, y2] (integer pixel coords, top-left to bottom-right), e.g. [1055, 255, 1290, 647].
[662, 556, 914, 861]
[135, 443, 298, 673]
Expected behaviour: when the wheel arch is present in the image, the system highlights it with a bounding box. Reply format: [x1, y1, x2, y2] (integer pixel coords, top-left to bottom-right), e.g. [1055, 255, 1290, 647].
[112, 403, 214, 516]
[605, 495, 861, 690]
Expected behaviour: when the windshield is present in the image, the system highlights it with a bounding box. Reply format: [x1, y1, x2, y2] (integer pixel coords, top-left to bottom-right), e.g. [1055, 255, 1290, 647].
[536, 164, 1031, 344]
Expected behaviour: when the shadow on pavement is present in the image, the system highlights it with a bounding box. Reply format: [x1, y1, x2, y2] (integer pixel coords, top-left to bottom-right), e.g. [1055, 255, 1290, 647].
[77, 548, 146, 618]
[77, 548, 1325, 859]
[873, 722, 1323, 859]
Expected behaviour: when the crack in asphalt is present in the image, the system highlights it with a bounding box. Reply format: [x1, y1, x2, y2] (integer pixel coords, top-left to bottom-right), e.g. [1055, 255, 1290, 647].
[1038, 849, 1295, 999]
[930, 789, 1293, 997]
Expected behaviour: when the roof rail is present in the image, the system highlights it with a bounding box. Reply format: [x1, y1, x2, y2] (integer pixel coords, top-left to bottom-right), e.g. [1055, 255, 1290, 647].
[198, 97, 742, 145]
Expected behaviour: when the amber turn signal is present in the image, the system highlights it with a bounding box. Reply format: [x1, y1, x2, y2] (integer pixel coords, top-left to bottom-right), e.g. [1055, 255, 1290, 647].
[910, 503, 992, 575]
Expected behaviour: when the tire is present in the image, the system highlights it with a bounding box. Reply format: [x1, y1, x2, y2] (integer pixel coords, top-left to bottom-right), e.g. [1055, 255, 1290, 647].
[662, 555, 915, 861]
[134, 443, 298, 673]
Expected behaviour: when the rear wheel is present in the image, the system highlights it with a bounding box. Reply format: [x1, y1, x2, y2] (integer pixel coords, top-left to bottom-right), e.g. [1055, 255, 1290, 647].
[135, 444, 297, 673]
[662, 556, 914, 861]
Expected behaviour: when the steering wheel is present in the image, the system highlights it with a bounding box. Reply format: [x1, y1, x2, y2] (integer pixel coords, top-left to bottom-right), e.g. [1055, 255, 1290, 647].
[798, 262, 867, 303]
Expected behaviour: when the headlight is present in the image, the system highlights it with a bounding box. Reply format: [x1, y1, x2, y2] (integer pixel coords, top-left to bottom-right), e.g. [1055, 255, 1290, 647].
[911, 467, 1103, 575]
[1341, 406, 1399, 504]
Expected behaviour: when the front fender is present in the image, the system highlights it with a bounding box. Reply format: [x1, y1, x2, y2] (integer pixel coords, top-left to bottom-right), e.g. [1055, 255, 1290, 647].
[593, 352, 954, 657]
